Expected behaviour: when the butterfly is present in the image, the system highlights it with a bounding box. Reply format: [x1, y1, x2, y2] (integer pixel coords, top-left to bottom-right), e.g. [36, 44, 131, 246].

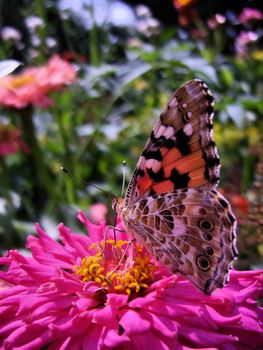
[114, 79, 238, 295]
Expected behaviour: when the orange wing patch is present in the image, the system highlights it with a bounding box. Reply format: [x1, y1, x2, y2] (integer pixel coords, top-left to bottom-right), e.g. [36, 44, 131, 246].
[124, 79, 220, 207]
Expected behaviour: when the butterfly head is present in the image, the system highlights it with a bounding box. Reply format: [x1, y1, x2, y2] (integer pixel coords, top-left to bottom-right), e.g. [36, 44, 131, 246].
[112, 195, 124, 214]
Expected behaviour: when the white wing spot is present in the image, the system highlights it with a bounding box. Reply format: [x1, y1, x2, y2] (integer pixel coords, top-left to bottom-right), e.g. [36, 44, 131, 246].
[155, 124, 166, 138]
[145, 159, 161, 172]
[183, 123, 193, 136]
[169, 98, 178, 108]
[163, 126, 174, 138]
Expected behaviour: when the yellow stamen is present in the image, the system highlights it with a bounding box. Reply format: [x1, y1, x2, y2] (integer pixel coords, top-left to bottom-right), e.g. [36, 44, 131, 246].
[74, 239, 157, 297]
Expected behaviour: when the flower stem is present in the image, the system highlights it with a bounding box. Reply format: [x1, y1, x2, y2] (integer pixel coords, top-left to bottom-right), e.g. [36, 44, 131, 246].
[53, 105, 76, 203]
[0, 156, 11, 200]
[88, 3, 100, 66]
[18, 106, 56, 204]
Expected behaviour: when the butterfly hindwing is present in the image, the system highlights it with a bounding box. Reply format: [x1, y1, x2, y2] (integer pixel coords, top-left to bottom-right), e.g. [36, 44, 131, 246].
[125, 79, 220, 207]
[125, 189, 237, 294]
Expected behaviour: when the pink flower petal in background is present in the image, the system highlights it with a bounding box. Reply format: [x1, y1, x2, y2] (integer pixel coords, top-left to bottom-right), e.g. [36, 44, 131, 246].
[89, 202, 108, 223]
[0, 212, 262, 349]
[0, 124, 29, 156]
[0, 55, 76, 109]
[239, 8, 263, 23]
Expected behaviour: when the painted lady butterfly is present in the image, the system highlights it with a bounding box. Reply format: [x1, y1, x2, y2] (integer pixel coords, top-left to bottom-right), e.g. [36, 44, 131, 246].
[114, 79, 238, 295]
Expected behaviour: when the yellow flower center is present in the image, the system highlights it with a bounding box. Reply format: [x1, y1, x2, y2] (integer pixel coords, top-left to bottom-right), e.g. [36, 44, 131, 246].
[3, 75, 35, 89]
[74, 240, 157, 296]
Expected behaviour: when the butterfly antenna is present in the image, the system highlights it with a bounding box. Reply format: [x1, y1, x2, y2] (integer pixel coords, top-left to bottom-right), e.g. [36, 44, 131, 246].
[121, 160, 126, 198]
[60, 166, 113, 198]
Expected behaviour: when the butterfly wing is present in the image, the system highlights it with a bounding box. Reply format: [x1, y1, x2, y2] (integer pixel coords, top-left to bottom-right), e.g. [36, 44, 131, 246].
[124, 79, 220, 208]
[120, 79, 238, 294]
[124, 189, 238, 294]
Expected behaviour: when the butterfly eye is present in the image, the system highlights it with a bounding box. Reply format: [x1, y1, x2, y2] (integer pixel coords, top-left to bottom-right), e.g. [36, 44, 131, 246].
[196, 255, 211, 271]
[198, 218, 214, 231]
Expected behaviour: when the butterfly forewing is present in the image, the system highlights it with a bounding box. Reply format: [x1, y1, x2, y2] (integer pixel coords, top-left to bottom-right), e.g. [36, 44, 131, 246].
[125, 79, 220, 208]
[119, 79, 238, 294]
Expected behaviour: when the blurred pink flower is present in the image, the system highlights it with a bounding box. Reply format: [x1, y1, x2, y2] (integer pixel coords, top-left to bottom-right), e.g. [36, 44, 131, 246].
[0, 124, 29, 156]
[0, 211, 262, 349]
[236, 31, 259, 57]
[239, 8, 263, 23]
[0, 55, 76, 109]
[207, 13, 226, 30]
[89, 202, 108, 223]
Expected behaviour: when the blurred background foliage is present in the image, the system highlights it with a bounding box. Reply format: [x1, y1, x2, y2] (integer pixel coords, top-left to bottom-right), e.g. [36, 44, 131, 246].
[0, 0, 262, 269]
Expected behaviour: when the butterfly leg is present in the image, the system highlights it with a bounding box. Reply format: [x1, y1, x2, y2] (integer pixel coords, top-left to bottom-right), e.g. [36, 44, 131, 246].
[106, 238, 136, 279]
[102, 225, 126, 255]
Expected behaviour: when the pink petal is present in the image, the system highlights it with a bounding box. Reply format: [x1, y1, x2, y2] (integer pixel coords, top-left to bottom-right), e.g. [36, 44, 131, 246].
[119, 310, 151, 335]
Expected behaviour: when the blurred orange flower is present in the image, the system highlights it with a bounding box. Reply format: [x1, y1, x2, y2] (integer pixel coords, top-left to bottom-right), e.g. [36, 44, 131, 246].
[231, 194, 249, 216]
[219, 187, 249, 222]
[0, 55, 76, 109]
[0, 124, 29, 156]
[173, 0, 194, 9]
[173, 0, 198, 27]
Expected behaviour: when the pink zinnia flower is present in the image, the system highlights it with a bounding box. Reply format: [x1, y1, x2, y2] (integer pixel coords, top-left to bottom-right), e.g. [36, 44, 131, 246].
[0, 55, 76, 109]
[0, 124, 29, 156]
[0, 211, 262, 349]
[89, 202, 108, 223]
[239, 8, 263, 23]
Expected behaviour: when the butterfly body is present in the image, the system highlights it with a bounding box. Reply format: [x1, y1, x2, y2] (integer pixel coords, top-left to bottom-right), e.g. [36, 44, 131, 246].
[116, 79, 238, 294]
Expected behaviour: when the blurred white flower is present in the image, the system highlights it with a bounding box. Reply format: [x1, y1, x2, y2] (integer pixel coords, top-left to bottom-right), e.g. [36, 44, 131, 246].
[135, 4, 152, 18]
[207, 13, 226, 29]
[138, 17, 161, 36]
[25, 15, 44, 31]
[31, 34, 41, 47]
[46, 37, 57, 48]
[127, 37, 143, 49]
[1, 26, 21, 42]
[28, 49, 39, 60]
[60, 10, 70, 20]
[0, 198, 7, 214]
[245, 111, 256, 122]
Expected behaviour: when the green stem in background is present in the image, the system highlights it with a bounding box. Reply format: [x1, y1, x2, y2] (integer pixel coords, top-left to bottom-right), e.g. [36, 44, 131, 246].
[35, 0, 47, 61]
[88, 2, 100, 66]
[60, 18, 78, 61]
[0, 156, 11, 200]
[241, 126, 257, 193]
[148, 70, 160, 108]
[53, 105, 76, 203]
[18, 106, 56, 202]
